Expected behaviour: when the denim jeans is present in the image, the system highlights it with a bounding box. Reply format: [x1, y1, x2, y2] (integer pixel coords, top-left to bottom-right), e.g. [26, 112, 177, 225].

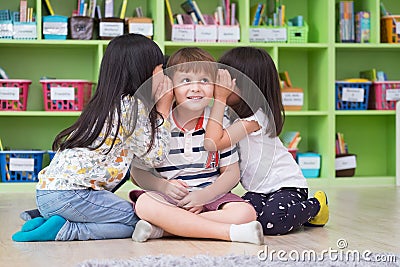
[36, 189, 139, 241]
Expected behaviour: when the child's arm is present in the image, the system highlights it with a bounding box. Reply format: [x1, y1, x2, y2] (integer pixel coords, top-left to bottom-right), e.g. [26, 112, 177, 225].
[131, 166, 189, 201]
[204, 70, 259, 151]
[176, 162, 240, 208]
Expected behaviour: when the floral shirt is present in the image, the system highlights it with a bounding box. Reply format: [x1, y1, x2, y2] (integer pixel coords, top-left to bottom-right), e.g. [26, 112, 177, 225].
[37, 97, 170, 191]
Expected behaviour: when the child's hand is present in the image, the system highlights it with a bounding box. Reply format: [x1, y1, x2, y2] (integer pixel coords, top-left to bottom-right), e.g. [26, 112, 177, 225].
[215, 69, 236, 103]
[185, 205, 204, 214]
[154, 75, 174, 119]
[163, 179, 189, 202]
[176, 190, 208, 209]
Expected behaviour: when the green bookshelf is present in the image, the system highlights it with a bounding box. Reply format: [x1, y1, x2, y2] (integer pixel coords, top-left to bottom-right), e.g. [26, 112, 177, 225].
[0, 0, 398, 187]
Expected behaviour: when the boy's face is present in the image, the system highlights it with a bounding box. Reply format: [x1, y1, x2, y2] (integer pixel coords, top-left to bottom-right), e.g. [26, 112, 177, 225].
[172, 70, 214, 112]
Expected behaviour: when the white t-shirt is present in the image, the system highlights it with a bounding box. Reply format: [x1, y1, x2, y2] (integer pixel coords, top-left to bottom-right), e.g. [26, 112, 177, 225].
[238, 109, 308, 194]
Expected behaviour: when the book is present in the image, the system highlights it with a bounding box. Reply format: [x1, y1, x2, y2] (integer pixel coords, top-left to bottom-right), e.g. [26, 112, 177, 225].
[250, 3, 263, 26]
[280, 131, 300, 148]
[119, 0, 128, 19]
[355, 11, 370, 43]
[20, 0, 28, 22]
[43, 0, 55, 16]
[279, 71, 293, 88]
[165, 0, 174, 25]
[360, 69, 377, 81]
[181, 0, 206, 25]
[105, 0, 113, 18]
[230, 3, 236, 25]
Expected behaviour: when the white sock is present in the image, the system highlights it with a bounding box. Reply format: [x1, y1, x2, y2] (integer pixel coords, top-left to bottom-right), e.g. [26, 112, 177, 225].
[229, 221, 264, 245]
[132, 220, 164, 242]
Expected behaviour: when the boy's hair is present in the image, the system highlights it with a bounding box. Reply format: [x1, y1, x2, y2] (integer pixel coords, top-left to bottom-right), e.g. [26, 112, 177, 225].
[218, 47, 284, 137]
[53, 34, 164, 153]
[166, 47, 217, 82]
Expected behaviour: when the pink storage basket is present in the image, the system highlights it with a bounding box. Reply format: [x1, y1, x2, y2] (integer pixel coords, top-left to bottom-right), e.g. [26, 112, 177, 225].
[40, 79, 94, 111]
[370, 81, 400, 110]
[0, 79, 32, 111]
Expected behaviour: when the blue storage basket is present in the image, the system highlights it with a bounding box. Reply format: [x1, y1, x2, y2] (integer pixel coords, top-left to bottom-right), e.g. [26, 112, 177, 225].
[43, 15, 68, 40]
[12, 12, 37, 40]
[0, 150, 44, 182]
[0, 9, 13, 39]
[297, 152, 321, 178]
[335, 81, 371, 110]
[47, 150, 56, 161]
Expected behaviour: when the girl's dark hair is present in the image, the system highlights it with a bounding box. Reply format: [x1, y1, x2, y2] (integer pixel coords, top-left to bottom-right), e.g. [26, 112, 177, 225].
[53, 34, 164, 153]
[218, 47, 284, 137]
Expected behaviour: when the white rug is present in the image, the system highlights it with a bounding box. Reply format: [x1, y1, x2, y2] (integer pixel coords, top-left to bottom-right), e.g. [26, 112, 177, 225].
[77, 254, 400, 267]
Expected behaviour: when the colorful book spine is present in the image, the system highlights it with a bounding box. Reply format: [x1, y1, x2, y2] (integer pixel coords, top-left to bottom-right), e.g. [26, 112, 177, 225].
[355, 11, 370, 43]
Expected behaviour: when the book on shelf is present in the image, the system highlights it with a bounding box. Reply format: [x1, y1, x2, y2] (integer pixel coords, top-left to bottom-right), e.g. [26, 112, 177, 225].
[280, 131, 301, 149]
[337, 1, 355, 42]
[279, 71, 293, 88]
[355, 11, 370, 43]
[43, 0, 55, 16]
[165, 0, 174, 25]
[181, 0, 206, 25]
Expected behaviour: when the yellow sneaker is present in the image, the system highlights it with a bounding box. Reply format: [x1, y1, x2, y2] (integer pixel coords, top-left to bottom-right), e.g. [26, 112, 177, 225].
[308, 191, 329, 226]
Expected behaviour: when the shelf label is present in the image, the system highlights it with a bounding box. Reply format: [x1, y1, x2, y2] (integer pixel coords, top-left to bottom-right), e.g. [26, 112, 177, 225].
[99, 22, 124, 37]
[9, 158, 35, 172]
[0, 87, 19, 100]
[385, 89, 400, 101]
[218, 25, 240, 41]
[14, 24, 37, 39]
[0, 23, 13, 37]
[172, 25, 195, 42]
[335, 155, 356, 171]
[50, 87, 75, 100]
[129, 23, 153, 36]
[298, 156, 320, 169]
[250, 27, 287, 42]
[396, 22, 400, 35]
[281, 92, 304, 106]
[43, 22, 68, 35]
[195, 25, 217, 42]
[342, 87, 364, 102]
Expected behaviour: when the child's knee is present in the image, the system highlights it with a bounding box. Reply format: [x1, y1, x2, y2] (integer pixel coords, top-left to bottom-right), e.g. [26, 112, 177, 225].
[226, 202, 257, 223]
[134, 193, 155, 220]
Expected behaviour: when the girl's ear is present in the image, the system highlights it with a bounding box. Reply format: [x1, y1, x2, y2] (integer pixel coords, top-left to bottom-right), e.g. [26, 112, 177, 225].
[153, 64, 163, 75]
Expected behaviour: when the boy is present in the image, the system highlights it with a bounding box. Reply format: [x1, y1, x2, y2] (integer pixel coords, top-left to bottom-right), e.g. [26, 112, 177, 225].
[130, 48, 264, 245]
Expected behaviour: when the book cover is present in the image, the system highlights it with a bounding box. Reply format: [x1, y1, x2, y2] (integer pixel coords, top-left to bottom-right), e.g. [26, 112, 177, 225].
[355, 11, 370, 43]
[43, 0, 55, 16]
[165, 0, 174, 25]
[20, 0, 28, 22]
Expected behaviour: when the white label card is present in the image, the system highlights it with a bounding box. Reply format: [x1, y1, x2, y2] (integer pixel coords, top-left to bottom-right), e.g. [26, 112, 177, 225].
[100, 22, 124, 37]
[396, 22, 400, 35]
[50, 87, 75, 100]
[335, 155, 357, 171]
[195, 26, 217, 41]
[282, 92, 304, 106]
[385, 89, 400, 101]
[9, 158, 35, 172]
[172, 26, 195, 42]
[14, 24, 37, 38]
[0, 87, 19, 100]
[298, 156, 320, 169]
[250, 28, 287, 42]
[129, 23, 153, 36]
[43, 22, 68, 35]
[218, 26, 240, 41]
[341, 87, 364, 102]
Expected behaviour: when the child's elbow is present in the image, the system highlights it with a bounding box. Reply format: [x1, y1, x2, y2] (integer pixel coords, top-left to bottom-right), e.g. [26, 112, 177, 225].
[204, 138, 218, 151]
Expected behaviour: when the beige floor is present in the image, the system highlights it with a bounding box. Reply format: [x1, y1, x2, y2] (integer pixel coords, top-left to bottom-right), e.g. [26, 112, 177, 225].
[0, 185, 399, 267]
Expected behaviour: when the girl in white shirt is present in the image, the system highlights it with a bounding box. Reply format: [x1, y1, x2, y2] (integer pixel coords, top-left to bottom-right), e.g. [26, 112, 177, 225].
[204, 47, 329, 235]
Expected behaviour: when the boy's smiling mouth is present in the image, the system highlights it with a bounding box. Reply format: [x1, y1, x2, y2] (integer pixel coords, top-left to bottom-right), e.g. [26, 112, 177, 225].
[187, 96, 203, 100]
